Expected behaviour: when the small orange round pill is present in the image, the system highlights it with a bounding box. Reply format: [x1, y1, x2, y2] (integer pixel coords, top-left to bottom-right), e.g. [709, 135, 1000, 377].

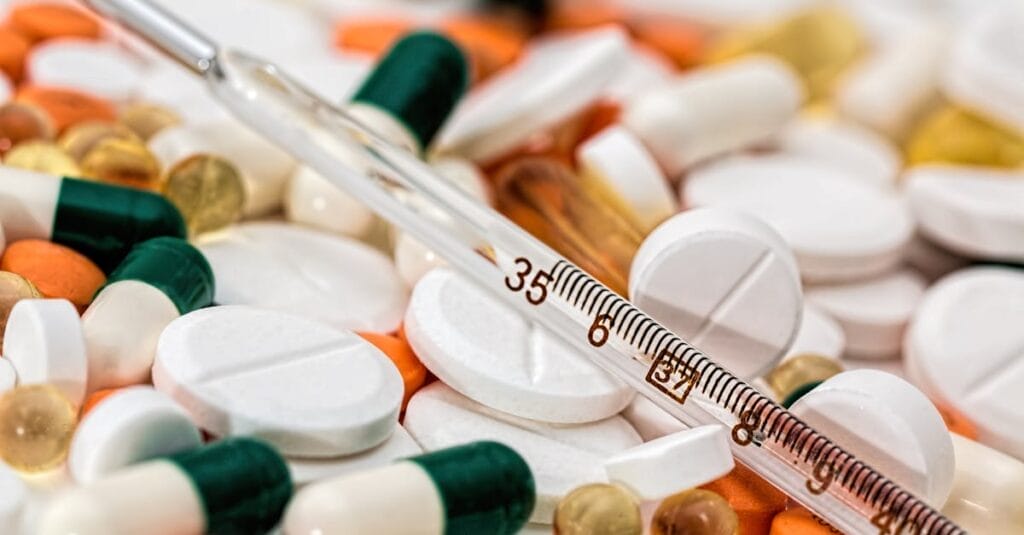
[769, 507, 841, 535]
[79, 388, 119, 418]
[441, 16, 525, 81]
[0, 239, 106, 311]
[358, 332, 427, 409]
[16, 86, 116, 133]
[7, 3, 102, 43]
[334, 18, 414, 57]
[0, 28, 30, 82]
[702, 463, 789, 535]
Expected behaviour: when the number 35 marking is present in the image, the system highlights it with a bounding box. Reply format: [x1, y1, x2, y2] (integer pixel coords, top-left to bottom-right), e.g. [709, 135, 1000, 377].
[504, 257, 551, 305]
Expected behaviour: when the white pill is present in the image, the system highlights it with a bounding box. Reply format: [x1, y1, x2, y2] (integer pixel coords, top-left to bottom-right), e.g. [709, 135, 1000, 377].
[905, 166, 1024, 262]
[605, 425, 733, 501]
[68, 386, 201, 484]
[624, 57, 803, 177]
[807, 270, 927, 360]
[621, 396, 687, 442]
[603, 45, 674, 104]
[785, 304, 846, 361]
[27, 39, 146, 103]
[198, 222, 407, 333]
[438, 26, 629, 163]
[153, 305, 404, 457]
[629, 208, 803, 379]
[576, 125, 675, 231]
[0, 358, 16, 395]
[284, 165, 377, 238]
[286, 425, 421, 487]
[775, 117, 901, 190]
[903, 232, 971, 283]
[0, 461, 26, 529]
[684, 154, 913, 282]
[405, 382, 641, 524]
[904, 267, 1024, 459]
[149, 120, 296, 217]
[790, 370, 955, 506]
[4, 299, 87, 407]
[405, 268, 633, 424]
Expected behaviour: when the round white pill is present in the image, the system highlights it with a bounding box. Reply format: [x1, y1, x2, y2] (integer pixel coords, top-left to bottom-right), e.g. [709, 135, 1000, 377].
[790, 369, 955, 507]
[405, 268, 633, 424]
[683, 154, 914, 282]
[4, 299, 87, 407]
[0, 358, 16, 395]
[28, 39, 146, 102]
[198, 222, 407, 333]
[775, 117, 901, 190]
[785, 304, 846, 361]
[68, 386, 202, 484]
[604, 425, 734, 501]
[905, 166, 1024, 262]
[285, 165, 377, 238]
[0, 461, 26, 528]
[904, 267, 1024, 459]
[807, 269, 927, 360]
[629, 208, 803, 379]
[153, 305, 404, 457]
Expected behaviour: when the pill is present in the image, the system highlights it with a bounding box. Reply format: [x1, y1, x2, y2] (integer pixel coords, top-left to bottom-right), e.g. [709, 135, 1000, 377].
[766, 354, 843, 406]
[198, 222, 407, 333]
[405, 268, 633, 424]
[0, 359, 15, 394]
[0, 29, 29, 82]
[774, 117, 900, 190]
[3, 141, 81, 176]
[137, 63, 231, 125]
[0, 384, 77, 473]
[438, 26, 629, 163]
[0, 102, 56, 156]
[905, 106, 1024, 168]
[82, 237, 214, 392]
[785, 304, 845, 361]
[27, 39, 146, 103]
[905, 166, 1024, 262]
[154, 305, 404, 457]
[286, 424, 421, 487]
[630, 207, 802, 379]
[622, 0, 812, 29]
[404, 382, 641, 523]
[1, 240, 106, 310]
[357, 332, 427, 409]
[39, 437, 292, 535]
[4, 299, 87, 407]
[116, 102, 181, 142]
[333, 17, 412, 58]
[605, 425, 734, 501]
[0, 167, 186, 272]
[903, 232, 971, 284]
[904, 266, 1024, 459]
[651, 488, 740, 535]
[0, 460, 27, 527]
[698, 463, 787, 535]
[58, 120, 138, 163]
[620, 396, 687, 442]
[284, 165, 377, 238]
[602, 44, 675, 104]
[160, 154, 244, 236]
[629, 16, 706, 70]
[683, 154, 913, 282]
[553, 483, 642, 535]
[7, 4, 102, 43]
[441, 15, 527, 80]
[769, 507, 840, 535]
[68, 386, 202, 484]
[942, 434, 1024, 534]
[16, 86, 116, 133]
[789, 369, 955, 506]
[623, 57, 803, 176]
[80, 136, 163, 190]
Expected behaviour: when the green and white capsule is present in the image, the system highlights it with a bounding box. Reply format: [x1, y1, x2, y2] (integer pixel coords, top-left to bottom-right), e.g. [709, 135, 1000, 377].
[39, 438, 292, 535]
[0, 166, 186, 272]
[82, 237, 214, 392]
[284, 441, 535, 535]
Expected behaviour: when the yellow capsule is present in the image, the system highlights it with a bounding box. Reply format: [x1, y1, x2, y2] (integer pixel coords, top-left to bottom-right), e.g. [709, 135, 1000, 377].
[766, 354, 843, 405]
[0, 384, 77, 472]
[651, 489, 740, 535]
[905, 105, 1024, 168]
[0, 102, 56, 156]
[79, 136, 163, 190]
[3, 140, 81, 176]
[708, 7, 862, 101]
[118, 102, 181, 141]
[494, 157, 644, 296]
[0, 271, 41, 352]
[554, 484, 642, 535]
[162, 154, 246, 236]
[58, 120, 139, 162]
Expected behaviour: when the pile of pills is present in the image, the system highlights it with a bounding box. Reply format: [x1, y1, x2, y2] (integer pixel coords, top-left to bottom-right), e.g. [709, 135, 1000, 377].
[0, 0, 1020, 533]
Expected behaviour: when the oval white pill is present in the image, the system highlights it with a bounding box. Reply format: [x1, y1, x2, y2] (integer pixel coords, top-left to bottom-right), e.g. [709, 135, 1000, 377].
[683, 154, 913, 282]
[785, 304, 846, 361]
[284, 165, 377, 238]
[4, 299, 87, 407]
[604, 425, 734, 501]
[405, 268, 633, 424]
[790, 370, 955, 507]
[775, 117, 900, 190]
[629, 208, 802, 379]
[28, 39, 146, 102]
[68, 386, 201, 484]
[904, 267, 1024, 459]
[153, 305, 404, 457]
[0, 358, 16, 395]
[0, 461, 26, 528]
[198, 222, 407, 333]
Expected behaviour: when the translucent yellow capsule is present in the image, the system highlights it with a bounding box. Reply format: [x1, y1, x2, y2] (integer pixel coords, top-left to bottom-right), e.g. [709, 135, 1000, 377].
[0, 384, 77, 472]
[708, 7, 862, 101]
[3, 141, 81, 176]
[162, 154, 246, 236]
[651, 489, 740, 535]
[0, 102, 56, 156]
[766, 354, 843, 406]
[58, 120, 140, 162]
[118, 102, 182, 141]
[494, 157, 644, 296]
[0, 271, 42, 352]
[554, 484, 642, 535]
[905, 105, 1024, 168]
[79, 136, 163, 190]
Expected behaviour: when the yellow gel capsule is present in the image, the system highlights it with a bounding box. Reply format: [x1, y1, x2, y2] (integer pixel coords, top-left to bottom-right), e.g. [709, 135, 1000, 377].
[0, 384, 77, 472]
[3, 140, 81, 176]
[0, 102, 55, 156]
[554, 484, 642, 535]
[0, 271, 41, 352]
[162, 154, 246, 236]
[79, 136, 163, 190]
[651, 489, 740, 535]
[766, 354, 843, 405]
[118, 102, 181, 141]
[905, 105, 1024, 168]
[494, 157, 644, 296]
[58, 120, 140, 162]
[708, 7, 862, 101]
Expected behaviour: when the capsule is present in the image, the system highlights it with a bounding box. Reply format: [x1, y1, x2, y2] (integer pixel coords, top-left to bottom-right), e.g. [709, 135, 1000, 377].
[82, 237, 214, 392]
[942, 434, 1024, 534]
[284, 441, 535, 535]
[39, 437, 292, 535]
[766, 354, 843, 406]
[0, 166, 185, 272]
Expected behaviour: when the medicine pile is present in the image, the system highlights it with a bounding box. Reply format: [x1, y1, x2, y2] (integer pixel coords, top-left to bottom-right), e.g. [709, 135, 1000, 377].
[0, 0, 1019, 533]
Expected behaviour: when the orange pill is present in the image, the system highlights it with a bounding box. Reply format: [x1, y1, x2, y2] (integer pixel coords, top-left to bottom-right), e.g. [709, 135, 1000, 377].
[7, 3, 102, 43]
[441, 16, 525, 81]
[770, 507, 841, 535]
[16, 86, 116, 133]
[934, 401, 979, 440]
[702, 463, 789, 535]
[0, 28, 30, 82]
[80, 388, 119, 418]
[546, 1, 625, 31]
[631, 17, 706, 69]
[0, 239, 106, 311]
[334, 18, 414, 58]
[358, 332, 427, 409]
